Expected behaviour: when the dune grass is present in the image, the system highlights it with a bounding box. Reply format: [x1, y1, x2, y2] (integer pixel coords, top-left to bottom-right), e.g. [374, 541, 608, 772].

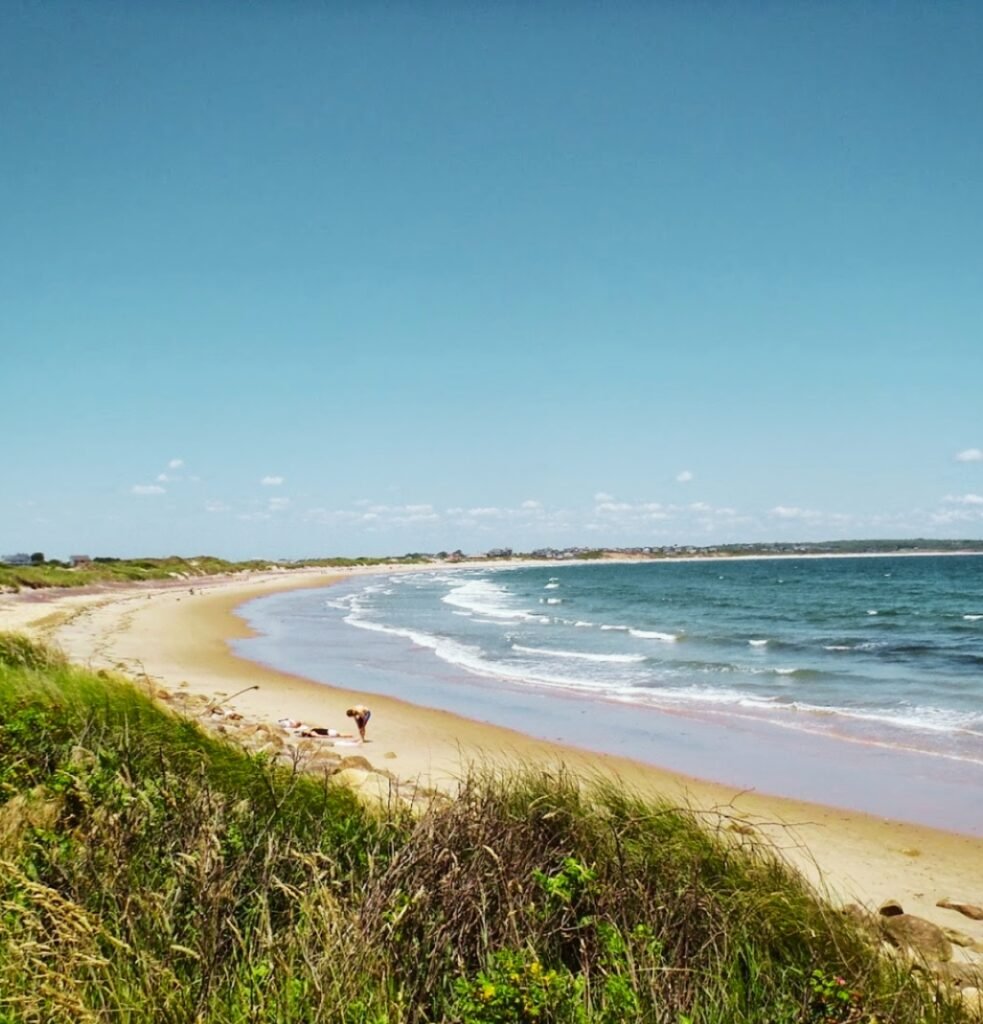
[0, 554, 431, 593]
[0, 633, 972, 1023]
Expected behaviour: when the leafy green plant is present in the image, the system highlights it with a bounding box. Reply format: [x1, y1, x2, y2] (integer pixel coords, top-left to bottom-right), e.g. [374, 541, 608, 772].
[809, 968, 864, 1021]
[451, 948, 585, 1024]
[533, 857, 597, 909]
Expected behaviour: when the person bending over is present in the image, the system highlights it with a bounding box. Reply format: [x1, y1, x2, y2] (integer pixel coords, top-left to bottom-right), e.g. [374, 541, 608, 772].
[346, 704, 371, 742]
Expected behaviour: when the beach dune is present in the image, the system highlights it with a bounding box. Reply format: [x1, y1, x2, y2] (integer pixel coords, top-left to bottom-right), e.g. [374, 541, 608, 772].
[3, 566, 983, 957]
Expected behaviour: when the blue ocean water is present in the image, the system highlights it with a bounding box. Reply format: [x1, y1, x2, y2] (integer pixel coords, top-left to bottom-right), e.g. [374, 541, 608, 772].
[238, 555, 983, 768]
[237, 557, 983, 765]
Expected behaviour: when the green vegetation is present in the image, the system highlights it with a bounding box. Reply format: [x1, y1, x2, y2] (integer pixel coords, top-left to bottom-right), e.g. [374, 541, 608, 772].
[0, 634, 972, 1023]
[0, 554, 429, 592]
[0, 555, 263, 591]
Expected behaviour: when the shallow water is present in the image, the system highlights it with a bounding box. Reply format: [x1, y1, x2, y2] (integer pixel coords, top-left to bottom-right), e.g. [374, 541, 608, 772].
[235, 556, 983, 834]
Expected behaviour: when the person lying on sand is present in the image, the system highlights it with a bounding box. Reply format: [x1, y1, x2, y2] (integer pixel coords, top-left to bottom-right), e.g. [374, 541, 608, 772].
[277, 718, 352, 739]
[346, 704, 371, 742]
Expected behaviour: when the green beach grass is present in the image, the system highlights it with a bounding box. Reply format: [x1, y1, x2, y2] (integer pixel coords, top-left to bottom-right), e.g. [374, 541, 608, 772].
[0, 555, 431, 593]
[0, 632, 973, 1023]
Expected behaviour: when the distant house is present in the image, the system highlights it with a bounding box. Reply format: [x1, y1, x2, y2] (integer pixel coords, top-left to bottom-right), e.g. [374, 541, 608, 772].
[70, 555, 92, 567]
[1, 553, 32, 566]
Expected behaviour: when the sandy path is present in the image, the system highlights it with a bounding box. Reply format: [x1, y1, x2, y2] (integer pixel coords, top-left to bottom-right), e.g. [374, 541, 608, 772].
[3, 567, 983, 956]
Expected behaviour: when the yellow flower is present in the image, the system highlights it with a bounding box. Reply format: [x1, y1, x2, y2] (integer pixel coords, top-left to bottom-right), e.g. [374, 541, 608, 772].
[480, 983, 495, 1001]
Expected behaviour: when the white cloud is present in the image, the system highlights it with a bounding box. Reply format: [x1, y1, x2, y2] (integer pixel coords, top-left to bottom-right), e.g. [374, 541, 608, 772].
[931, 508, 976, 524]
[168, 458, 184, 470]
[943, 493, 983, 506]
[768, 505, 819, 520]
[261, 475, 285, 486]
[157, 473, 170, 482]
[521, 500, 542, 510]
[131, 484, 165, 495]
[676, 470, 694, 483]
[205, 500, 229, 513]
[594, 491, 615, 503]
[268, 497, 291, 511]
[956, 449, 983, 462]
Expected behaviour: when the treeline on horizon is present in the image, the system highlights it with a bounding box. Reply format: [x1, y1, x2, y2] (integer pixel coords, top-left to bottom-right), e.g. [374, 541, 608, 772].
[2, 539, 981, 592]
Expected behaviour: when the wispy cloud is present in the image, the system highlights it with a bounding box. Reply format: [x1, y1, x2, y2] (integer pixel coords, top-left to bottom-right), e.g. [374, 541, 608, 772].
[168, 458, 184, 469]
[261, 475, 284, 486]
[768, 505, 821, 520]
[943, 493, 983, 506]
[676, 470, 694, 483]
[268, 497, 291, 511]
[956, 449, 983, 462]
[204, 500, 229, 513]
[131, 484, 165, 496]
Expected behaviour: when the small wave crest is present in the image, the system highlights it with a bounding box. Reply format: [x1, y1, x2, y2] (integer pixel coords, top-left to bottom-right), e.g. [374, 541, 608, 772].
[443, 578, 546, 622]
[628, 629, 677, 642]
[511, 644, 646, 664]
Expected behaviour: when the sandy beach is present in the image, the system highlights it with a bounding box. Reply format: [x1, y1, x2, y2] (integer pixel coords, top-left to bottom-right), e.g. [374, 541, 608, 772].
[3, 565, 983, 959]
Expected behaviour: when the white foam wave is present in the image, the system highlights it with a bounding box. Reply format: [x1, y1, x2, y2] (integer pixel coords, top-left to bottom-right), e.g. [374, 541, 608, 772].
[343, 613, 485, 669]
[600, 624, 629, 632]
[629, 629, 677, 642]
[339, 605, 983, 754]
[511, 644, 646, 664]
[748, 639, 768, 647]
[544, 582, 560, 589]
[344, 612, 644, 695]
[544, 598, 562, 605]
[824, 645, 852, 651]
[867, 609, 878, 616]
[964, 614, 983, 622]
[574, 621, 593, 628]
[443, 578, 543, 621]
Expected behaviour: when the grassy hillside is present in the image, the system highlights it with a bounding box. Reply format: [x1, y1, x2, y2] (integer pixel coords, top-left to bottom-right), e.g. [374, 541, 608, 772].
[0, 633, 971, 1023]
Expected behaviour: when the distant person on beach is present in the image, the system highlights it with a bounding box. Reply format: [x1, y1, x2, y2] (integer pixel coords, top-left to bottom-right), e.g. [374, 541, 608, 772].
[346, 704, 371, 742]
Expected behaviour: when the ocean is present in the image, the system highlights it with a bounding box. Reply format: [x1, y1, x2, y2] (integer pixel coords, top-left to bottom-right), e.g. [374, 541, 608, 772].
[235, 555, 983, 831]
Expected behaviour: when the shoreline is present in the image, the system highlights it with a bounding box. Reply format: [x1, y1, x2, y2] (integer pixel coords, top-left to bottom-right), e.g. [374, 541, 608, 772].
[2, 564, 983, 954]
[236, 568, 983, 838]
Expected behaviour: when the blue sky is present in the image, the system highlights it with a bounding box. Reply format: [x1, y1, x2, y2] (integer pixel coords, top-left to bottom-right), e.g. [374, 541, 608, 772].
[3, 2, 982, 559]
